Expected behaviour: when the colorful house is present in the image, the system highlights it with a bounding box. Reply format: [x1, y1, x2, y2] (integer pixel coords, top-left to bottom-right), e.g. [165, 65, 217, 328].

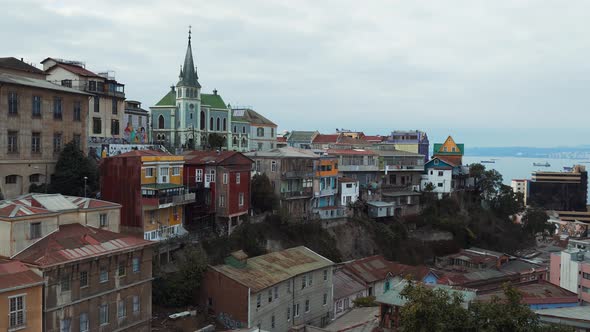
[422, 157, 455, 195]
[432, 136, 464, 166]
[183, 151, 253, 235]
[313, 156, 345, 219]
[100, 150, 194, 241]
[383, 130, 430, 162]
[0, 260, 43, 332]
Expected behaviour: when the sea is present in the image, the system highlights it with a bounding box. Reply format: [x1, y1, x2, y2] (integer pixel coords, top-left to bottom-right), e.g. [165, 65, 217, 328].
[463, 156, 590, 203]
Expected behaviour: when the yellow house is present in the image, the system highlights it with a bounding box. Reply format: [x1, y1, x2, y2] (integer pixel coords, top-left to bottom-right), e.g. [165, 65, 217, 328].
[0, 260, 43, 332]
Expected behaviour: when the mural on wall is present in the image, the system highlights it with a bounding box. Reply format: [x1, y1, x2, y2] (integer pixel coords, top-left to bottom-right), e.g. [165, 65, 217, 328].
[554, 220, 588, 238]
[88, 144, 163, 159]
[124, 122, 148, 144]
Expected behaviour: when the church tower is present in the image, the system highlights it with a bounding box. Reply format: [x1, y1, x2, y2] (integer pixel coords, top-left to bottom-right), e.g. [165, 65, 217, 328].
[176, 26, 201, 148]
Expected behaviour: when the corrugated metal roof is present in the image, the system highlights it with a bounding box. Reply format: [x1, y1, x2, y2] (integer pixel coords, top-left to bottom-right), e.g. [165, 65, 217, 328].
[0, 260, 43, 292]
[31, 194, 79, 211]
[245, 147, 319, 159]
[211, 246, 333, 292]
[0, 72, 91, 95]
[376, 280, 476, 307]
[535, 306, 590, 322]
[333, 269, 366, 299]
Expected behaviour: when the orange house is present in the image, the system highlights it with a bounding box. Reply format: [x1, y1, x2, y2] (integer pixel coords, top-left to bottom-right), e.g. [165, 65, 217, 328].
[0, 260, 43, 332]
[432, 136, 464, 166]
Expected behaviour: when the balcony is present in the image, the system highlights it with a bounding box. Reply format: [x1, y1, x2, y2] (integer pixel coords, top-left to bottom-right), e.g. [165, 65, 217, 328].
[281, 188, 313, 200]
[141, 184, 194, 208]
[383, 164, 425, 172]
[313, 206, 347, 219]
[282, 170, 315, 179]
[143, 224, 187, 242]
[316, 187, 338, 197]
[338, 164, 379, 172]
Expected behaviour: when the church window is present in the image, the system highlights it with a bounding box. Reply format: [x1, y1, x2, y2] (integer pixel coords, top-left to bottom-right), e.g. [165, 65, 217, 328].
[216, 118, 220, 131]
[190, 113, 193, 120]
[223, 118, 227, 131]
[210, 117, 213, 130]
[243, 127, 246, 134]
[233, 136, 238, 146]
[233, 126, 237, 133]
[158, 115, 165, 129]
[200, 111, 206, 130]
[179, 89, 183, 98]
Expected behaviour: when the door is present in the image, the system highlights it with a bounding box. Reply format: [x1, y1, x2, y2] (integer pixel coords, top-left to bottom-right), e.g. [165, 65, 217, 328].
[159, 167, 169, 183]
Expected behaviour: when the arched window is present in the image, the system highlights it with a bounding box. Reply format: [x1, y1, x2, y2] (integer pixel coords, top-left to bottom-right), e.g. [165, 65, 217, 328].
[233, 126, 237, 133]
[242, 137, 247, 147]
[223, 118, 227, 131]
[233, 136, 238, 146]
[216, 118, 220, 131]
[222, 136, 227, 147]
[200, 111, 205, 130]
[190, 113, 193, 120]
[243, 127, 246, 134]
[158, 115, 165, 129]
[210, 117, 213, 130]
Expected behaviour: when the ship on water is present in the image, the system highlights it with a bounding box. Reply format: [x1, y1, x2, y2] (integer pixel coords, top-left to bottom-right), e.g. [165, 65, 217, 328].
[481, 160, 495, 164]
[533, 162, 551, 167]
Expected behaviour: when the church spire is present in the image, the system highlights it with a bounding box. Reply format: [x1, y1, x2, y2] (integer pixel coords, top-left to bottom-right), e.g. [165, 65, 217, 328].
[177, 25, 201, 88]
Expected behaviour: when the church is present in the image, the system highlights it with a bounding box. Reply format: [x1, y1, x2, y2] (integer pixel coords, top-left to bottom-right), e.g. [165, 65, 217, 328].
[150, 28, 233, 150]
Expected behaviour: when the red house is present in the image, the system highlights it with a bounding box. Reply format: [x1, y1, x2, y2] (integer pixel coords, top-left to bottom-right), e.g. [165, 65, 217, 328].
[183, 151, 253, 235]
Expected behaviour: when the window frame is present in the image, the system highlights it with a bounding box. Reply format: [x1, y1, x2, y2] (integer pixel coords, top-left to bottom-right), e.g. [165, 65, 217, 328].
[8, 294, 26, 329]
[80, 312, 89, 332]
[30, 222, 41, 239]
[80, 271, 89, 288]
[99, 303, 109, 325]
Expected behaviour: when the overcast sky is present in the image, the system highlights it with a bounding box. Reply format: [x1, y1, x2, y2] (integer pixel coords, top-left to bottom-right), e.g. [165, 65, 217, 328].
[3, 0, 590, 147]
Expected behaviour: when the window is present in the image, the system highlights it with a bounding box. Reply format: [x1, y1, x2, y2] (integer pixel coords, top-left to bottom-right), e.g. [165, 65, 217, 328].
[92, 117, 102, 134]
[60, 318, 71, 332]
[99, 303, 109, 325]
[118, 260, 126, 277]
[145, 167, 154, 177]
[216, 117, 220, 131]
[93, 96, 99, 112]
[268, 289, 272, 303]
[274, 286, 278, 299]
[239, 193, 244, 206]
[118, 300, 126, 318]
[31, 132, 41, 153]
[8, 92, 18, 115]
[271, 128, 274, 137]
[61, 79, 72, 87]
[438, 171, 444, 176]
[223, 118, 227, 131]
[30, 222, 41, 239]
[112, 98, 118, 114]
[53, 97, 63, 119]
[301, 275, 306, 289]
[5, 175, 17, 184]
[79, 313, 89, 332]
[308, 273, 313, 286]
[346, 183, 352, 188]
[257, 127, 264, 137]
[133, 295, 140, 313]
[294, 303, 300, 317]
[257, 294, 261, 308]
[53, 133, 61, 153]
[223, 173, 228, 184]
[437, 183, 443, 188]
[29, 174, 40, 183]
[9, 295, 25, 329]
[255, 160, 261, 172]
[97, 82, 104, 92]
[236, 173, 241, 184]
[111, 119, 120, 135]
[196, 169, 203, 182]
[100, 266, 108, 283]
[257, 142, 263, 150]
[287, 306, 291, 321]
[210, 117, 214, 130]
[271, 314, 275, 329]
[80, 271, 88, 288]
[443, 147, 448, 152]
[323, 269, 328, 281]
[73, 101, 81, 121]
[99, 214, 108, 227]
[61, 275, 71, 292]
[172, 167, 181, 176]
[32, 95, 41, 117]
[89, 81, 97, 91]
[323, 293, 328, 305]
[8, 131, 18, 153]
[219, 194, 225, 207]
[158, 115, 165, 129]
[305, 299, 310, 312]
[583, 272, 590, 280]
[271, 161, 277, 172]
[132, 257, 140, 273]
[242, 126, 246, 134]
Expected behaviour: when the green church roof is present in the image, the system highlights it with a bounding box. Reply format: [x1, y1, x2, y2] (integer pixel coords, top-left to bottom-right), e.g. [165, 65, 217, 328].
[201, 93, 227, 109]
[155, 89, 175, 106]
[433, 143, 464, 155]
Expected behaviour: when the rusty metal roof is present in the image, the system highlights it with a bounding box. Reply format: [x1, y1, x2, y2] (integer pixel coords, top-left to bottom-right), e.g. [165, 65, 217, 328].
[333, 269, 366, 299]
[211, 246, 333, 292]
[0, 260, 43, 293]
[343, 255, 433, 284]
[13, 223, 152, 268]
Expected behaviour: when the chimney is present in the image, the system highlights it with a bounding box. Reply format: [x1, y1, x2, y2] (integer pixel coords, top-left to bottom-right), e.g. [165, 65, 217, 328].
[20, 57, 24, 62]
[213, 89, 218, 95]
[170, 85, 175, 92]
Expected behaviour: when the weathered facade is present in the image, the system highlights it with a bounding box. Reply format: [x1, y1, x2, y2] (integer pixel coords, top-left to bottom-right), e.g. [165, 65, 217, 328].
[201, 247, 334, 331]
[0, 260, 44, 332]
[123, 100, 150, 144]
[231, 108, 277, 152]
[0, 57, 90, 198]
[14, 223, 154, 332]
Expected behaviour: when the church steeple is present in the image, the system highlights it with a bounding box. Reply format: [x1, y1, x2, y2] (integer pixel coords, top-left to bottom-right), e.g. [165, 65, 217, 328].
[177, 26, 201, 88]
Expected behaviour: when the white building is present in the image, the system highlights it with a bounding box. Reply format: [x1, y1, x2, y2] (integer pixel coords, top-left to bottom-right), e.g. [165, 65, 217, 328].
[339, 177, 359, 206]
[511, 179, 528, 203]
[231, 108, 278, 152]
[421, 168, 452, 196]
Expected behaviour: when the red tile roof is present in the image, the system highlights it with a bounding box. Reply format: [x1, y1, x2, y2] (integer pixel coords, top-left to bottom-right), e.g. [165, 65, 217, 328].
[0, 202, 54, 219]
[313, 134, 340, 144]
[46, 62, 101, 78]
[0, 194, 119, 219]
[184, 151, 253, 165]
[0, 260, 43, 292]
[13, 223, 152, 268]
[363, 135, 384, 142]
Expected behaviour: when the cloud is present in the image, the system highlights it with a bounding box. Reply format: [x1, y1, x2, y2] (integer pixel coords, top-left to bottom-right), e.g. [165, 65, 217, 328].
[2, 0, 589, 147]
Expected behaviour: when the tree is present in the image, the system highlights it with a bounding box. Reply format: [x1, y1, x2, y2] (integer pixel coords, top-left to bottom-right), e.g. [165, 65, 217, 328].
[251, 173, 278, 213]
[522, 208, 554, 236]
[208, 133, 225, 150]
[469, 163, 486, 187]
[48, 141, 99, 196]
[479, 169, 503, 201]
[490, 184, 524, 219]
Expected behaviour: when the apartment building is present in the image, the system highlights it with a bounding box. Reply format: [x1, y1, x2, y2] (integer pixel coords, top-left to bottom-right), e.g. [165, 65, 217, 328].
[183, 151, 253, 235]
[0, 260, 44, 332]
[201, 246, 334, 331]
[100, 150, 194, 240]
[549, 238, 590, 305]
[528, 165, 588, 211]
[0, 57, 90, 198]
[383, 130, 429, 162]
[231, 108, 277, 151]
[313, 156, 345, 220]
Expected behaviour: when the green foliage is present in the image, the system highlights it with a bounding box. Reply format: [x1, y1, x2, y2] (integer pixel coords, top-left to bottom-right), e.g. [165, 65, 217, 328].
[523, 208, 554, 236]
[153, 245, 208, 307]
[207, 133, 225, 150]
[48, 141, 99, 196]
[479, 169, 504, 201]
[251, 173, 279, 213]
[489, 184, 524, 219]
[352, 296, 377, 307]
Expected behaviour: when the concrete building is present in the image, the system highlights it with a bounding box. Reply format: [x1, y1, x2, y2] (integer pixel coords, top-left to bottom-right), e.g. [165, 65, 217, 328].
[511, 179, 528, 203]
[338, 177, 359, 207]
[325, 149, 380, 189]
[422, 157, 454, 196]
[383, 130, 429, 162]
[123, 100, 150, 144]
[231, 108, 277, 152]
[100, 150, 194, 241]
[549, 238, 590, 305]
[0, 260, 44, 332]
[201, 247, 335, 331]
[246, 148, 318, 220]
[41, 57, 126, 156]
[14, 223, 154, 332]
[332, 268, 367, 318]
[528, 165, 588, 211]
[0, 57, 90, 199]
[286, 131, 319, 149]
[151, 30, 232, 150]
[0, 193, 121, 257]
[313, 156, 345, 220]
[183, 151, 253, 235]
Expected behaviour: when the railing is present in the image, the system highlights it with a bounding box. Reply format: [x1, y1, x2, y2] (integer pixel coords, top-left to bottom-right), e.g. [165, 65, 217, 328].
[281, 189, 313, 199]
[313, 206, 347, 219]
[383, 164, 425, 172]
[143, 193, 195, 206]
[317, 187, 338, 197]
[337, 165, 379, 172]
[282, 170, 315, 179]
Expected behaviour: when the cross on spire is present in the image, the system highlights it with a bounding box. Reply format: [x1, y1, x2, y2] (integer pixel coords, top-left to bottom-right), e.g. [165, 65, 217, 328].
[188, 25, 192, 41]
